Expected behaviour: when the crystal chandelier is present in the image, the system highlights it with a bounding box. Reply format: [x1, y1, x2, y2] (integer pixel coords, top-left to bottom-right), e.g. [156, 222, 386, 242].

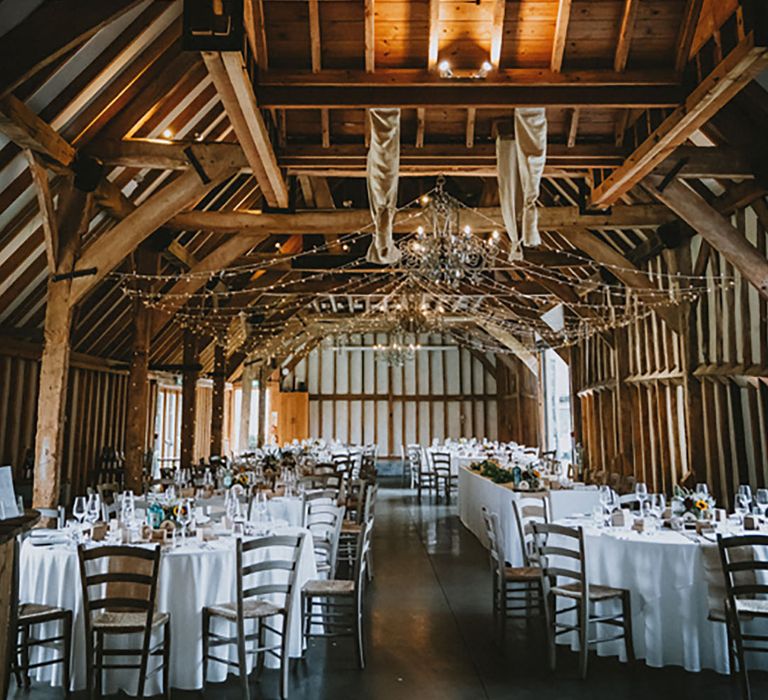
[385, 291, 444, 335]
[401, 177, 494, 289]
[373, 333, 419, 367]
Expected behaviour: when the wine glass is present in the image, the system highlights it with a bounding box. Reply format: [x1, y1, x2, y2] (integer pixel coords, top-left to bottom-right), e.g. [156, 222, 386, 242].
[635, 482, 648, 511]
[599, 485, 613, 513]
[695, 483, 709, 499]
[737, 485, 753, 514]
[120, 490, 135, 524]
[177, 498, 192, 544]
[86, 494, 101, 525]
[735, 493, 750, 524]
[755, 489, 768, 519]
[73, 496, 87, 525]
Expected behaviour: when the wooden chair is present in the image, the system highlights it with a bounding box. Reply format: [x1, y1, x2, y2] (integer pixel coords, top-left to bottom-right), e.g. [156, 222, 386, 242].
[481, 507, 543, 643]
[12, 602, 72, 695]
[306, 501, 345, 580]
[407, 445, 433, 503]
[202, 532, 306, 700]
[431, 451, 456, 503]
[302, 517, 374, 669]
[717, 533, 768, 700]
[531, 523, 634, 679]
[339, 485, 377, 580]
[299, 473, 342, 493]
[77, 544, 170, 700]
[512, 495, 551, 567]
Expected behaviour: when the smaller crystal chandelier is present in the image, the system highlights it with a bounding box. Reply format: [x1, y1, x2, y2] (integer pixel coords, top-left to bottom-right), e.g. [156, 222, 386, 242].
[373, 333, 419, 367]
[401, 177, 495, 289]
[385, 291, 444, 335]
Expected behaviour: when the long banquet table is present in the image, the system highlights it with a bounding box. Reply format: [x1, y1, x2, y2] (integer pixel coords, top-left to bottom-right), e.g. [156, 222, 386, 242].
[19, 525, 317, 694]
[458, 465, 601, 566]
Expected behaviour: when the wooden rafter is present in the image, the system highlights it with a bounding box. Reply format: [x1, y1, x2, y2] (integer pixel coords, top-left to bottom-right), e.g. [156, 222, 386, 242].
[166, 204, 674, 235]
[563, 228, 684, 334]
[551, 0, 573, 72]
[428, 0, 440, 70]
[257, 83, 680, 109]
[591, 3, 768, 207]
[202, 51, 289, 208]
[71, 162, 237, 305]
[566, 108, 580, 148]
[364, 0, 375, 73]
[466, 108, 476, 149]
[0, 0, 145, 99]
[25, 151, 58, 271]
[614, 0, 640, 72]
[489, 0, 507, 70]
[675, 0, 704, 72]
[646, 174, 768, 300]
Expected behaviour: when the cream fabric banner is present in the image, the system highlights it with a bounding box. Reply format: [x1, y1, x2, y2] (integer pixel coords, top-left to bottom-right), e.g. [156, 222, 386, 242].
[496, 108, 547, 260]
[366, 108, 402, 264]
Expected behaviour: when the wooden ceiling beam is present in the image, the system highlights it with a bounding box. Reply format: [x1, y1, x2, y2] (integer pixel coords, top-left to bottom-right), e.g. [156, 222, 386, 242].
[646, 174, 768, 300]
[166, 203, 673, 235]
[0, 0, 146, 99]
[202, 50, 288, 208]
[675, 0, 704, 72]
[255, 84, 680, 109]
[614, 0, 640, 72]
[563, 228, 684, 334]
[566, 108, 580, 148]
[591, 3, 768, 207]
[25, 151, 58, 271]
[428, 0, 440, 70]
[551, 0, 573, 72]
[490, 0, 507, 70]
[259, 67, 680, 87]
[71, 162, 237, 306]
[365, 0, 375, 73]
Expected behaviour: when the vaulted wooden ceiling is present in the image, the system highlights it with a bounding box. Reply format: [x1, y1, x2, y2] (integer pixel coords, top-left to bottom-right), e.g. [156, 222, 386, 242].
[0, 0, 766, 378]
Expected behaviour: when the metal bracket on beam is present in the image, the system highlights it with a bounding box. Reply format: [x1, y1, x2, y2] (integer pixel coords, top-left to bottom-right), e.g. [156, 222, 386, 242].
[655, 157, 689, 194]
[51, 267, 97, 282]
[183, 146, 211, 184]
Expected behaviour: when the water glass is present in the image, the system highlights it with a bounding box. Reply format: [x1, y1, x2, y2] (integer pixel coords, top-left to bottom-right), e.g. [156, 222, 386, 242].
[695, 483, 709, 499]
[756, 489, 768, 519]
[177, 498, 192, 543]
[737, 485, 753, 513]
[86, 494, 101, 525]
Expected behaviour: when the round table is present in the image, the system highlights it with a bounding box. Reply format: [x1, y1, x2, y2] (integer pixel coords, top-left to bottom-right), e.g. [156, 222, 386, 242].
[553, 519, 768, 674]
[19, 526, 317, 694]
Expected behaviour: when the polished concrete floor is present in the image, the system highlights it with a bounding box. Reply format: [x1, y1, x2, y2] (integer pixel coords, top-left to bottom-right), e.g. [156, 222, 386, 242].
[10, 485, 766, 699]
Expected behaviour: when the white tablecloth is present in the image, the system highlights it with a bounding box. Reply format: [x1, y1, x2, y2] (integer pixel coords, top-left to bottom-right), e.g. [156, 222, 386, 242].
[552, 523, 768, 674]
[19, 526, 317, 694]
[457, 466, 600, 566]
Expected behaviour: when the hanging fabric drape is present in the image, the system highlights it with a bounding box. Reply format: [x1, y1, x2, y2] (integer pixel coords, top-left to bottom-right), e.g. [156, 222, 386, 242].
[496, 107, 547, 260]
[366, 108, 402, 264]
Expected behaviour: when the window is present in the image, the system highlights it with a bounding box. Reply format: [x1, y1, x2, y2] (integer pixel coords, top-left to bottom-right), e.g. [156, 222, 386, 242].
[542, 348, 573, 461]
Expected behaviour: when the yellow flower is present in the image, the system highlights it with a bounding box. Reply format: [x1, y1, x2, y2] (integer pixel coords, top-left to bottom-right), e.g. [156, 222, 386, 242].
[695, 499, 709, 511]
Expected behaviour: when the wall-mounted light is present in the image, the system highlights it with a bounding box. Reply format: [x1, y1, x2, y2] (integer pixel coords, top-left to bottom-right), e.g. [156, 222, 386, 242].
[162, 128, 173, 139]
[438, 60, 453, 78]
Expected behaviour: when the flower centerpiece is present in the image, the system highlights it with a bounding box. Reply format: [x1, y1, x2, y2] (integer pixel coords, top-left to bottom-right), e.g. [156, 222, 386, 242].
[470, 459, 541, 489]
[673, 485, 715, 520]
[470, 459, 514, 484]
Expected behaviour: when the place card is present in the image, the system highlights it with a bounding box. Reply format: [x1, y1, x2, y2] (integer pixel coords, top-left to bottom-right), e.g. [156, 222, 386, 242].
[0, 465, 20, 520]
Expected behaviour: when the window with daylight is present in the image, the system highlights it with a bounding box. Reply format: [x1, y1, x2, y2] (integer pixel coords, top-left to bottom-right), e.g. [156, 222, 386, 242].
[542, 348, 572, 461]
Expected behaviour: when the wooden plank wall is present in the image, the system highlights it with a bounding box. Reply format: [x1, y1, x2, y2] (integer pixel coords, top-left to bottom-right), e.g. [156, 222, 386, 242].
[573, 205, 768, 508]
[0, 350, 131, 495]
[282, 333, 537, 457]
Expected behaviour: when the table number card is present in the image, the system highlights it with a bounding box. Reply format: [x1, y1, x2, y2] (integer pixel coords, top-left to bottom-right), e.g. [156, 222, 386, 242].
[0, 465, 20, 519]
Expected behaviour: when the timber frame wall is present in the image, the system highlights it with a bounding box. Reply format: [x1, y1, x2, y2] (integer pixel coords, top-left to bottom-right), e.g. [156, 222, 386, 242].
[573, 206, 768, 509]
[283, 333, 539, 457]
